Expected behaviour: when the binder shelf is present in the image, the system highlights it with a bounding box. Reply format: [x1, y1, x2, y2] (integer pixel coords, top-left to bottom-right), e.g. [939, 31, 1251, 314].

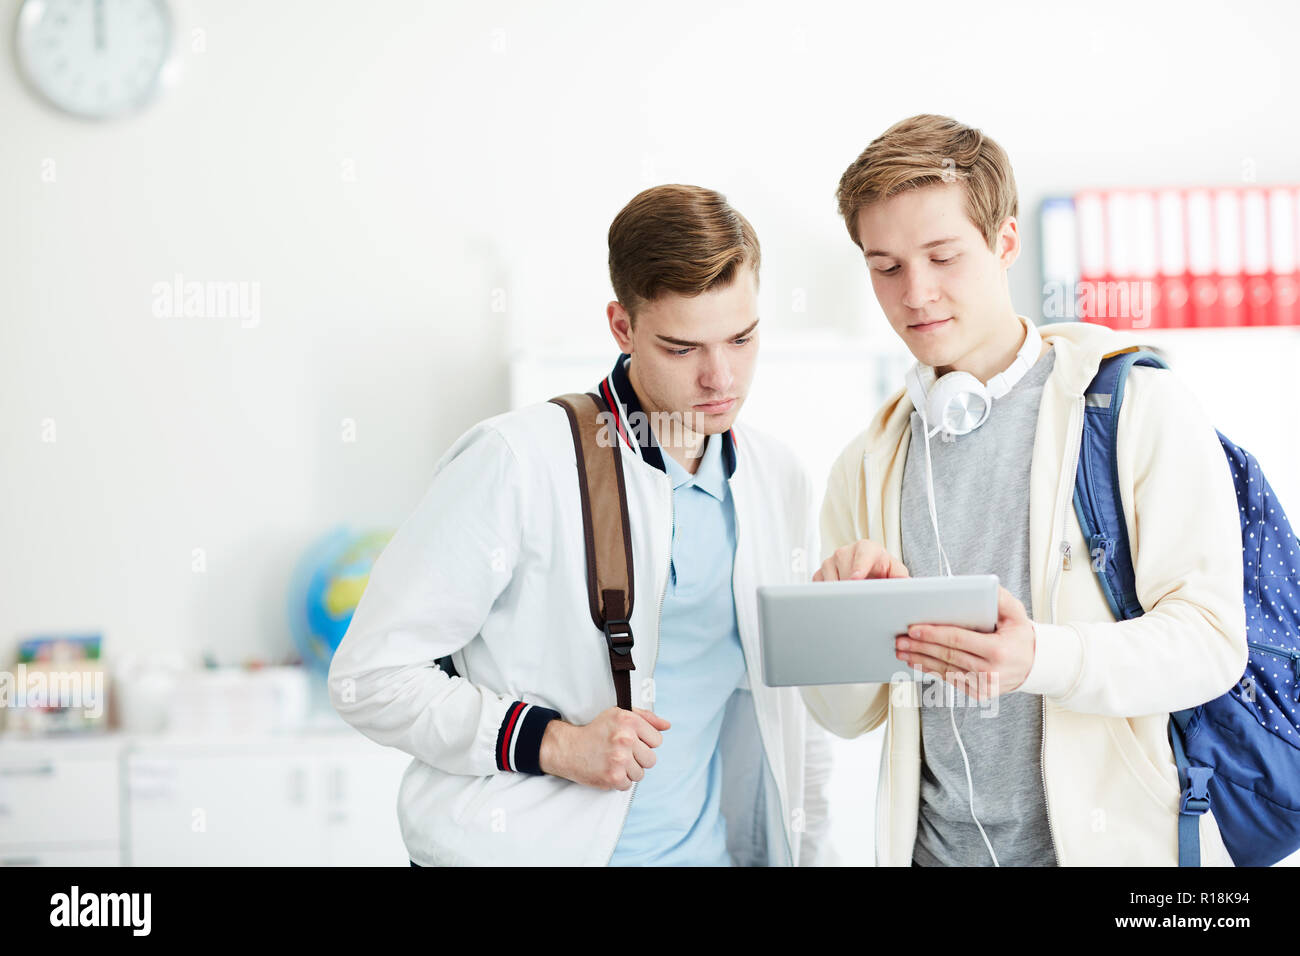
[1040, 187, 1300, 330]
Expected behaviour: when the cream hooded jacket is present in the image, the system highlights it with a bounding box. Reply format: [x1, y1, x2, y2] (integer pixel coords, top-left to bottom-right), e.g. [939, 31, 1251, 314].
[801, 319, 1249, 866]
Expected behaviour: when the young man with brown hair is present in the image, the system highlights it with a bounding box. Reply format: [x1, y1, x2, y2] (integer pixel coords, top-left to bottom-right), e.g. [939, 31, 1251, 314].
[802, 115, 1247, 866]
[330, 184, 833, 866]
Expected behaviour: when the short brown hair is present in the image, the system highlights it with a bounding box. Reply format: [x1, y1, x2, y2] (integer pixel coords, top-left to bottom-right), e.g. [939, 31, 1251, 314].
[608, 184, 760, 321]
[835, 114, 1018, 252]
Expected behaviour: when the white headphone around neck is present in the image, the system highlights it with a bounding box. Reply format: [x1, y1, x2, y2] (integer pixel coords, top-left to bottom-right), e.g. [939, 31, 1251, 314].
[904, 316, 1043, 439]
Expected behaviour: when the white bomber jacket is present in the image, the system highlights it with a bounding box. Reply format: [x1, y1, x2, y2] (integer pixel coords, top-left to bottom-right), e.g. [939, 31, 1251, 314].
[328, 354, 834, 866]
[801, 318, 1249, 866]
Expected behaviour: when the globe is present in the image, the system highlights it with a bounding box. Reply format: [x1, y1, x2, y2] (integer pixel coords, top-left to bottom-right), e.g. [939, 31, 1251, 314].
[289, 527, 392, 673]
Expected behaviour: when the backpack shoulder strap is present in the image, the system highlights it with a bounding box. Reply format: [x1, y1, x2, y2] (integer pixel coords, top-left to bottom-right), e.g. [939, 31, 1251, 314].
[1073, 345, 1213, 865]
[549, 391, 637, 710]
[1073, 346, 1169, 622]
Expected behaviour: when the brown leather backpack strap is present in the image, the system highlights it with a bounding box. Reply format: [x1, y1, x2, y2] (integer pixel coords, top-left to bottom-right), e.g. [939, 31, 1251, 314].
[549, 391, 637, 710]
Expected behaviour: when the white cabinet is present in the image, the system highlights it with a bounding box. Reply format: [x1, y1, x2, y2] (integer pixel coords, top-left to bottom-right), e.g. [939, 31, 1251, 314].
[125, 734, 411, 866]
[0, 731, 413, 866]
[0, 847, 122, 866]
[127, 749, 328, 865]
[0, 737, 123, 864]
[321, 750, 410, 866]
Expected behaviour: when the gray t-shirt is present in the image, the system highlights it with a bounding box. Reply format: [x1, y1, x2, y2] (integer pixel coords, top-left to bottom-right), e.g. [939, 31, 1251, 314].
[901, 342, 1059, 867]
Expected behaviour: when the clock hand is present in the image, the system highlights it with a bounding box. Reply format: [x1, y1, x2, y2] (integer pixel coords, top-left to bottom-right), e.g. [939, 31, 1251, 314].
[94, 0, 104, 52]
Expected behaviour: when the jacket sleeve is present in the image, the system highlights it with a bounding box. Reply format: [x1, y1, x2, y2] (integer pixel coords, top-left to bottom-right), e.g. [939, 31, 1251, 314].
[327, 423, 561, 777]
[1017, 366, 1249, 715]
[799, 442, 892, 738]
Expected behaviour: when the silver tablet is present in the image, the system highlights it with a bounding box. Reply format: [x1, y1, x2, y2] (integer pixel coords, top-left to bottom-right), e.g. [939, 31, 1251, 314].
[757, 574, 999, 687]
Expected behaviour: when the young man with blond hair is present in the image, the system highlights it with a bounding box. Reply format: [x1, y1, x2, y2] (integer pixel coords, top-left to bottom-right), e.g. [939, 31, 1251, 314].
[330, 184, 832, 866]
[802, 114, 1247, 866]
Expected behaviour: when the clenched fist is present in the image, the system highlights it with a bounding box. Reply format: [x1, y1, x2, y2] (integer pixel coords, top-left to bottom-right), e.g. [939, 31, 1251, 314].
[538, 706, 671, 790]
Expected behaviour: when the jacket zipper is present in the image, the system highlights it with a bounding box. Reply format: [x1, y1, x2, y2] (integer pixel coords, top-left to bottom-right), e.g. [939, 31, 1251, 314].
[1039, 393, 1084, 868]
[1048, 397, 1085, 626]
[732, 489, 796, 867]
[605, 474, 673, 863]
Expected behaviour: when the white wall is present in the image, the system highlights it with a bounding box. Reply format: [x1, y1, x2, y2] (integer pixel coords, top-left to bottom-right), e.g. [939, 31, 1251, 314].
[7, 0, 1299, 667]
[4, 0, 1300, 864]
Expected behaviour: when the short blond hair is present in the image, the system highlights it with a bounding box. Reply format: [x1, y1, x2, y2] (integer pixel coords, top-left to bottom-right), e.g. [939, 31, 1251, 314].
[835, 114, 1018, 251]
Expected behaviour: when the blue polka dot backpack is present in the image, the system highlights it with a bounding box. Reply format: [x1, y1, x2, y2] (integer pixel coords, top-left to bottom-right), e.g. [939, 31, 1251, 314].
[1075, 346, 1300, 867]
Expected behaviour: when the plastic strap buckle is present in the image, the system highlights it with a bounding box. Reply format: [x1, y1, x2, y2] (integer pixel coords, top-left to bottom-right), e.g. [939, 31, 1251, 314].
[603, 618, 634, 666]
[1180, 766, 1214, 815]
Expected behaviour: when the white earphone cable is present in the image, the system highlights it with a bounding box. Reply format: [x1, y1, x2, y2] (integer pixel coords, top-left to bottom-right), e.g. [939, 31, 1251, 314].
[917, 402, 998, 867]
[948, 691, 1000, 867]
[918, 406, 953, 578]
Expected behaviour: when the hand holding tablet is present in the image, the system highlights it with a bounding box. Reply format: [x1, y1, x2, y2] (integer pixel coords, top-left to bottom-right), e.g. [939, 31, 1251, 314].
[758, 573, 1000, 687]
[761, 537, 1039, 695]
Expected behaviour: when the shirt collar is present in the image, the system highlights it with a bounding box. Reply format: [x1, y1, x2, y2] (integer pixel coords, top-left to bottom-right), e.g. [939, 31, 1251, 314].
[662, 431, 729, 500]
[598, 353, 738, 480]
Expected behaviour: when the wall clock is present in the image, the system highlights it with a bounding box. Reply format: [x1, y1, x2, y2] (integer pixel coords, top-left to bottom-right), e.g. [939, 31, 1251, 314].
[15, 0, 174, 120]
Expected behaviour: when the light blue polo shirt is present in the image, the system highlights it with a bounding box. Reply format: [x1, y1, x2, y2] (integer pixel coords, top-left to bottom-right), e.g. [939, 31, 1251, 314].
[608, 431, 748, 866]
